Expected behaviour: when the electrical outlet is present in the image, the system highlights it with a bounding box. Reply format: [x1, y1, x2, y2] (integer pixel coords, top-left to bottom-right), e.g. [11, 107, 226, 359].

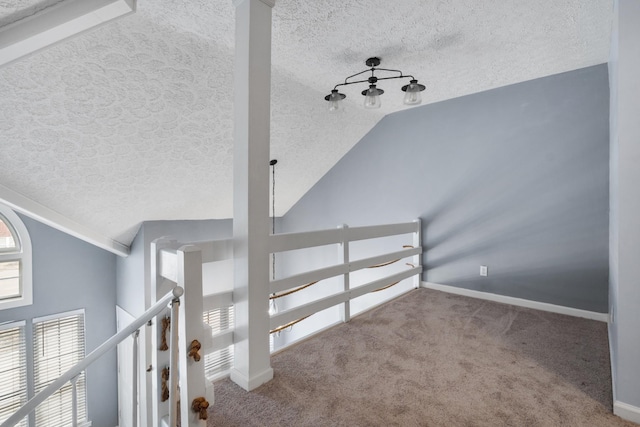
[480, 265, 488, 277]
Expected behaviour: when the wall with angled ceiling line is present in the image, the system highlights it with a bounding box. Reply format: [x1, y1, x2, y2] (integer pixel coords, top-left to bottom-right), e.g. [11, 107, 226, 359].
[281, 64, 610, 317]
[0, 211, 118, 427]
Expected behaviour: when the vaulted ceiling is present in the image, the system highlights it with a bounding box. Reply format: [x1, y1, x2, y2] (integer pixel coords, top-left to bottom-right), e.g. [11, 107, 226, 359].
[0, 0, 613, 251]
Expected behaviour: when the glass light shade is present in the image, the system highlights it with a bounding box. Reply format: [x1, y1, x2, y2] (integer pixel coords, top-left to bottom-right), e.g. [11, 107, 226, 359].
[402, 79, 425, 105]
[403, 85, 422, 105]
[326, 89, 346, 112]
[364, 86, 381, 109]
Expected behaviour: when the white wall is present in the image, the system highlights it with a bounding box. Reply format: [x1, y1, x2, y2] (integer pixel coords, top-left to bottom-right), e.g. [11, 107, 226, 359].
[609, 0, 640, 420]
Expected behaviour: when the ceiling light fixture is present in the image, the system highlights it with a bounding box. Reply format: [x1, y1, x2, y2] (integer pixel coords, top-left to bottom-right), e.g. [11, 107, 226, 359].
[324, 57, 426, 111]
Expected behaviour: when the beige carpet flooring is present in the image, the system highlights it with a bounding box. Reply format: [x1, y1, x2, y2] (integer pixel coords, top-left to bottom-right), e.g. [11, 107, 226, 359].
[208, 288, 637, 426]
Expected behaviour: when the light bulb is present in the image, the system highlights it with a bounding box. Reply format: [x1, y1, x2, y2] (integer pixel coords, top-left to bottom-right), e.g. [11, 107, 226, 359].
[364, 85, 381, 109]
[268, 298, 278, 316]
[402, 79, 425, 105]
[403, 84, 422, 105]
[325, 89, 345, 112]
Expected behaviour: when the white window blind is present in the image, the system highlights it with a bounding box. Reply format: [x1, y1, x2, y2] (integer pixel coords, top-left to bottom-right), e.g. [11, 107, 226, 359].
[33, 311, 87, 427]
[0, 321, 27, 427]
[203, 304, 234, 380]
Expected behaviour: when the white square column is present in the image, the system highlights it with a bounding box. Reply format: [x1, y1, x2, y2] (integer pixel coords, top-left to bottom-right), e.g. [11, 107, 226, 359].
[230, 0, 275, 391]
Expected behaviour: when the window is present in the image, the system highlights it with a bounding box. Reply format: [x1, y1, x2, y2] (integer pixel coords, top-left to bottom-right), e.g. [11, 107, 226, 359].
[203, 304, 234, 380]
[33, 311, 87, 427]
[0, 321, 27, 427]
[0, 205, 32, 310]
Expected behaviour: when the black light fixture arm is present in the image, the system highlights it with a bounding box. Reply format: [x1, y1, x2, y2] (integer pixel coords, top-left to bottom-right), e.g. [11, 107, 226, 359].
[332, 66, 414, 91]
[325, 57, 425, 109]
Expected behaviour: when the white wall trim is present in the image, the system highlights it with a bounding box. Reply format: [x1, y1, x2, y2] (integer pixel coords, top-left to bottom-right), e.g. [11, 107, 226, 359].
[0, 0, 135, 68]
[0, 203, 33, 310]
[614, 401, 640, 424]
[421, 282, 609, 322]
[0, 183, 130, 257]
[608, 322, 617, 403]
[229, 366, 274, 392]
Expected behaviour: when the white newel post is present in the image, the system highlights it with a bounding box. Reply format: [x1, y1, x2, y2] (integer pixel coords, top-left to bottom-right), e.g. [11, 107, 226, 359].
[230, 0, 275, 391]
[177, 246, 210, 426]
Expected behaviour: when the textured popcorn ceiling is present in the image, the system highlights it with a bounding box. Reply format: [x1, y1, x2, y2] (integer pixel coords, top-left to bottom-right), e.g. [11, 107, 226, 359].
[0, 0, 613, 247]
[0, 0, 65, 28]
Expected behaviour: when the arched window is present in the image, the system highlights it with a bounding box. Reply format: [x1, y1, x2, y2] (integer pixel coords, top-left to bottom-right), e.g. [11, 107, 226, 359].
[0, 204, 32, 310]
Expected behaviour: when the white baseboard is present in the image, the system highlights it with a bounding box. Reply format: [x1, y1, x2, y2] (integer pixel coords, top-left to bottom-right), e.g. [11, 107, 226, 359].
[608, 322, 617, 403]
[421, 282, 609, 322]
[229, 366, 274, 391]
[614, 401, 640, 424]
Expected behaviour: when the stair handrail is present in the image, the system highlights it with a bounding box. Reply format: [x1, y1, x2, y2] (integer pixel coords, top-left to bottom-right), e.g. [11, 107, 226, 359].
[1, 286, 185, 427]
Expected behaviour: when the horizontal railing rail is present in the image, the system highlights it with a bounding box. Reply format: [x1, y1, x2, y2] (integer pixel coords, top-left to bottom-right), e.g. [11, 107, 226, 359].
[203, 290, 233, 312]
[158, 239, 234, 281]
[1, 286, 184, 427]
[269, 221, 419, 253]
[207, 329, 235, 353]
[269, 266, 421, 330]
[270, 246, 421, 295]
[268, 220, 422, 335]
[202, 290, 235, 354]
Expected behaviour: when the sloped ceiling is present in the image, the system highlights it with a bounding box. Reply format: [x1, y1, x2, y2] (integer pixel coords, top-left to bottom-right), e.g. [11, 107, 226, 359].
[0, 0, 612, 249]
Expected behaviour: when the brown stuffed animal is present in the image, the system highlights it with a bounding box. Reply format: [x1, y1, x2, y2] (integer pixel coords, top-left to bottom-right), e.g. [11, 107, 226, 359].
[188, 340, 202, 362]
[191, 397, 209, 420]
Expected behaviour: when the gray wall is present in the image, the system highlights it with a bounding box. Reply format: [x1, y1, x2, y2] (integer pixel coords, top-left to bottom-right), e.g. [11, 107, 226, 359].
[116, 228, 145, 316]
[0, 213, 118, 427]
[282, 64, 610, 313]
[116, 219, 233, 315]
[609, 0, 640, 410]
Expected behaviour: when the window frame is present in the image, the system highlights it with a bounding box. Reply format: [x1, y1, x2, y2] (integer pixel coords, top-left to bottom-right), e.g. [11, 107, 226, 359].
[0, 205, 32, 310]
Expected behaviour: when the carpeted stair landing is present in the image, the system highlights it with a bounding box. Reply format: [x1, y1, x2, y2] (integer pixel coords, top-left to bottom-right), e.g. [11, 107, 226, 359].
[208, 288, 636, 427]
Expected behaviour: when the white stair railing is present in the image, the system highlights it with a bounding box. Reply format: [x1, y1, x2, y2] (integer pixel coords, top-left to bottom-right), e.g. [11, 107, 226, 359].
[147, 219, 422, 416]
[152, 242, 216, 426]
[0, 286, 184, 427]
[131, 329, 140, 427]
